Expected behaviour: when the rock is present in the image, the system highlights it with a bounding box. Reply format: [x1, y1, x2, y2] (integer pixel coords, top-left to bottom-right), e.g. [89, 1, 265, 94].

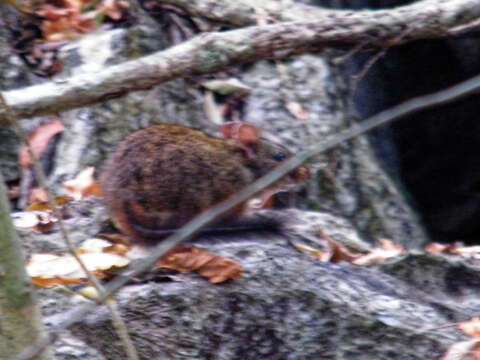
[23, 198, 470, 360]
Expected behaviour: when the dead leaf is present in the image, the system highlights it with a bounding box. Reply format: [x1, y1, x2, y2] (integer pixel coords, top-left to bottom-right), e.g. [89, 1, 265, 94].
[26, 195, 73, 211]
[197, 257, 242, 284]
[63, 167, 102, 200]
[28, 187, 49, 204]
[35, 4, 73, 20]
[294, 243, 324, 259]
[11, 210, 56, 233]
[98, 0, 129, 21]
[295, 230, 360, 263]
[320, 230, 360, 263]
[104, 243, 129, 256]
[459, 317, 480, 338]
[37, 0, 90, 42]
[201, 78, 251, 95]
[157, 245, 242, 283]
[79, 285, 100, 300]
[440, 339, 480, 360]
[286, 101, 309, 122]
[203, 91, 223, 125]
[36, 0, 128, 42]
[11, 211, 42, 229]
[77, 238, 114, 253]
[78, 238, 129, 256]
[27, 252, 130, 287]
[30, 211, 57, 233]
[42, 11, 98, 42]
[18, 118, 65, 169]
[352, 238, 404, 265]
[425, 242, 458, 254]
[439, 317, 480, 359]
[425, 242, 480, 258]
[97, 232, 131, 245]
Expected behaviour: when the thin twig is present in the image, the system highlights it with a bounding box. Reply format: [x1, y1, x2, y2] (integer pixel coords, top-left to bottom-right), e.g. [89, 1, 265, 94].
[331, 41, 368, 66]
[350, 49, 388, 95]
[15, 69, 480, 360]
[447, 18, 480, 36]
[1, 100, 139, 359]
[350, 25, 416, 95]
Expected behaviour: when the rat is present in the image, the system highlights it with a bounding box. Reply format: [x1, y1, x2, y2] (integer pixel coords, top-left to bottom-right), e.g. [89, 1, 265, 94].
[100, 122, 309, 243]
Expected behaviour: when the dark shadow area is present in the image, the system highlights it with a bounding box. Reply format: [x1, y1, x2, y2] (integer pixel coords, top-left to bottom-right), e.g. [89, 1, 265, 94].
[320, 0, 480, 243]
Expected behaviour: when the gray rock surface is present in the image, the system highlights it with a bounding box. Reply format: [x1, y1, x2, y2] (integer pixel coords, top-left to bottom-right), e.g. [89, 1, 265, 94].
[20, 200, 472, 360]
[65, 253, 467, 360]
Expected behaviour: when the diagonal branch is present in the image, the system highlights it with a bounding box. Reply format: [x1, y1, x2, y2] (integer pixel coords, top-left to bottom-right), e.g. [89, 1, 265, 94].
[2, 0, 480, 123]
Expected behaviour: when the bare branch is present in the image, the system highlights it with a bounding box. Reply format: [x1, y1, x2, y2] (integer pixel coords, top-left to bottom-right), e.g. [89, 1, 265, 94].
[2, 0, 479, 123]
[159, 0, 480, 29]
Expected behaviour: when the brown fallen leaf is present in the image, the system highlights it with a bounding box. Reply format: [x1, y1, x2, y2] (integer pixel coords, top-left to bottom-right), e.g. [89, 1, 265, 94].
[32, 275, 87, 288]
[19, 118, 65, 169]
[425, 242, 460, 254]
[37, 0, 96, 42]
[352, 238, 404, 266]
[294, 230, 361, 263]
[157, 245, 242, 283]
[37, 0, 129, 42]
[197, 257, 243, 284]
[63, 167, 102, 199]
[319, 229, 360, 263]
[26, 195, 73, 211]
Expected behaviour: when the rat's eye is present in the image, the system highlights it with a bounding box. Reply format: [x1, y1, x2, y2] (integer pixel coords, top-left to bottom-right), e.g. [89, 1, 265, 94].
[272, 151, 287, 161]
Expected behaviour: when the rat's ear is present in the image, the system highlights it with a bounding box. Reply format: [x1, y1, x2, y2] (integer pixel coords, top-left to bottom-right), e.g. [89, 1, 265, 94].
[219, 122, 260, 158]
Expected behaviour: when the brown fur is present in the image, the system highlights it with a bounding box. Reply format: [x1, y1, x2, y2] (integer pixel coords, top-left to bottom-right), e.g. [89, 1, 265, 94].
[100, 123, 307, 243]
